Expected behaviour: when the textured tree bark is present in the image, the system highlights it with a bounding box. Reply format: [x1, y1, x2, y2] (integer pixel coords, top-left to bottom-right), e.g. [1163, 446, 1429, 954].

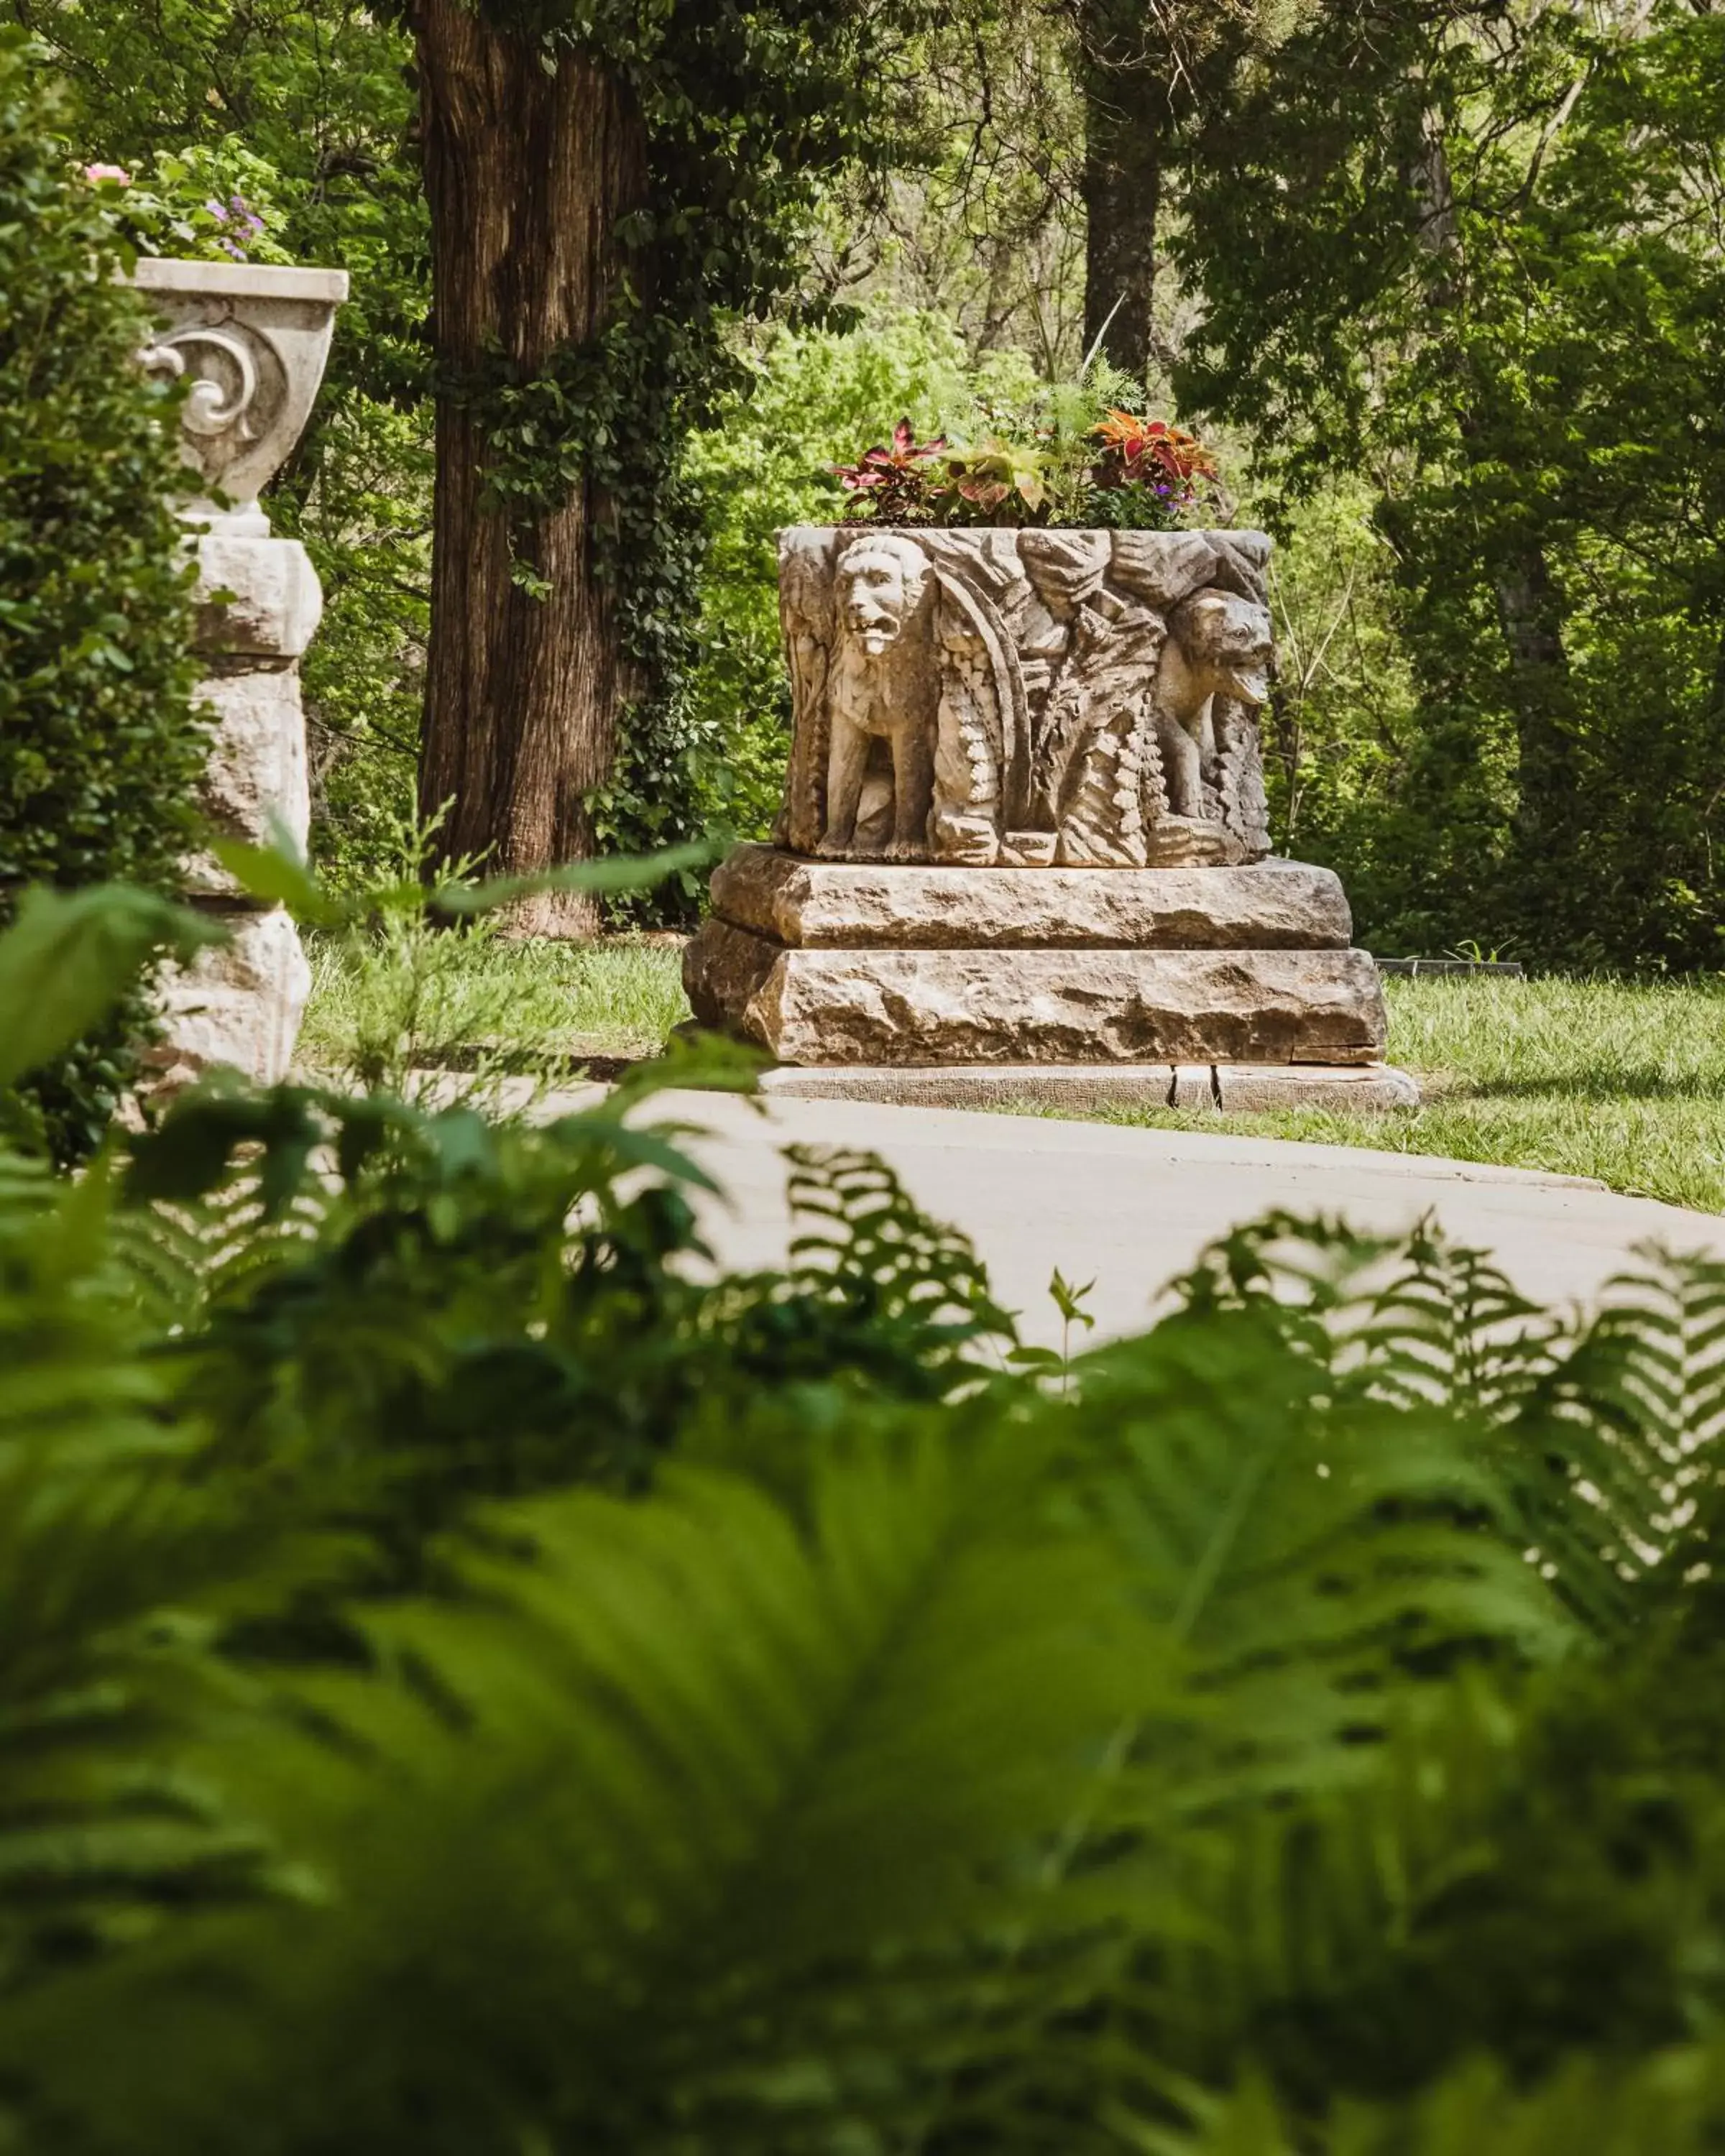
[1078, 9, 1164, 384]
[413, 0, 648, 936]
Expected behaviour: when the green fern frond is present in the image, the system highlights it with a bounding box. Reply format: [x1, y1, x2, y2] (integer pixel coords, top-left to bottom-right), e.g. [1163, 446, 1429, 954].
[1067, 1304, 1576, 1797]
[1348, 1219, 1563, 1419]
[1506, 1249, 1725, 1611]
[785, 1143, 1018, 1358]
[3, 1429, 1170, 2153]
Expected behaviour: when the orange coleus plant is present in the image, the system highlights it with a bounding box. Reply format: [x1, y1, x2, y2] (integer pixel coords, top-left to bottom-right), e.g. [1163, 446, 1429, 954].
[1091, 411, 1220, 496]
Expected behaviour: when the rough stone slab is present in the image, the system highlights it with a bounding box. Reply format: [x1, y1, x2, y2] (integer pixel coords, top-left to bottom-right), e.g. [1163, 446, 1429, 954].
[758, 1064, 1177, 1111]
[132, 257, 349, 305]
[1170, 1065, 1218, 1110]
[183, 666, 310, 895]
[1216, 1061, 1420, 1112]
[755, 1061, 1420, 1115]
[146, 906, 310, 1087]
[684, 921, 1387, 1067]
[710, 843, 1352, 952]
[193, 534, 323, 658]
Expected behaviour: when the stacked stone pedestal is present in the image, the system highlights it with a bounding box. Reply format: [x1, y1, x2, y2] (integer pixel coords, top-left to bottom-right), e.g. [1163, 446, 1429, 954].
[146, 534, 322, 1087]
[684, 844, 1418, 1111]
[128, 257, 348, 1089]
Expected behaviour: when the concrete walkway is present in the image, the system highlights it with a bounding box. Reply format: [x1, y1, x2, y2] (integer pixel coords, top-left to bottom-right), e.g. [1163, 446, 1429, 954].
[586, 1088, 1725, 1347]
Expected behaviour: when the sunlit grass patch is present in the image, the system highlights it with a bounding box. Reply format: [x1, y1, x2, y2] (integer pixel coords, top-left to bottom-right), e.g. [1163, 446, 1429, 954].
[1066, 976, 1725, 1215]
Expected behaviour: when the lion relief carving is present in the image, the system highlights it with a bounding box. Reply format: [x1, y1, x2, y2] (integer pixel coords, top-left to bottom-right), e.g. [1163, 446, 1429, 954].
[778, 524, 1275, 868]
[819, 534, 942, 862]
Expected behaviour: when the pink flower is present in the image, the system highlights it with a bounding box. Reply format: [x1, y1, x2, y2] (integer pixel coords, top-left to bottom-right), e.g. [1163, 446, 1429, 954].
[83, 163, 132, 186]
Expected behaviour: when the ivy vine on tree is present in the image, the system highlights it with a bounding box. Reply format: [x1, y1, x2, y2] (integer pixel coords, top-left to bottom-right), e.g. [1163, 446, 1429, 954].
[386, 0, 930, 931]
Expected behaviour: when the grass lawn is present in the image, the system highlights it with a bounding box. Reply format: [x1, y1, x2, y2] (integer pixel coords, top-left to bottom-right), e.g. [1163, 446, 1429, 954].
[1074, 975, 1725, 1216]
[298, 929, 691, 1087]
[300, 936, 1725, 1215]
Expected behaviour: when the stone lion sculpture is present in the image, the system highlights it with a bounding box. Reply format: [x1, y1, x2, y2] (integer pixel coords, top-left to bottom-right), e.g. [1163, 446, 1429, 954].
[1151, 587, 1274, 825]
[818, 533, 942, 860]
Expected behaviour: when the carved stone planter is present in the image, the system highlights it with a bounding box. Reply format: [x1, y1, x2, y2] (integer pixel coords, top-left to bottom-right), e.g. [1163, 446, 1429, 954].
[685, 525, 1417, 1108]
[130, 258, 348, 1087]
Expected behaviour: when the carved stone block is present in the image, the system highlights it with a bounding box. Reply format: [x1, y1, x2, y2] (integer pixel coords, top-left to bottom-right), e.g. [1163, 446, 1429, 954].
[193, 533, 324, 657]
[129, 258, 345, 1093]
[146, 906, 311, 1087]
[684, 522, 1414, 1100]
[684, 923, 1387, 1068]
[182, 666, 310, 894]
[776, 523, 1274, 870]
[710, 843, 1352, 951]
[132, 258, 349, 535]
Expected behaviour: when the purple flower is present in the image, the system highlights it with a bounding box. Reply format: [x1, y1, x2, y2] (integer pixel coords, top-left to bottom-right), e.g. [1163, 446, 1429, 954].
[206, 197, 229, 221]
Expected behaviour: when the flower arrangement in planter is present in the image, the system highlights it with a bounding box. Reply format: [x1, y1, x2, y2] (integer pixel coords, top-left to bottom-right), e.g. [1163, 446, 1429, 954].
[79, 146, 292, 266]
[830, 392, 1225, 532]
[752, 377, 1271, 879]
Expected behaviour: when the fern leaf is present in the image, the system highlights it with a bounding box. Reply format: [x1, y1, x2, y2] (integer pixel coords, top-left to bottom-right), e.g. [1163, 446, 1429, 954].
[2, 1429, 1169, 2152]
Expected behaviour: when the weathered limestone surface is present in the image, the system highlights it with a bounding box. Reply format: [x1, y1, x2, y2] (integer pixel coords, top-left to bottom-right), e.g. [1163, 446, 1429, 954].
[1214, 1061, 1421, 1112]
[685, 922, 1387, 1068]
[759, 1064, 1178, 1110]
[778, 524, 1274, 870]
[183, 666, 311, 894]
[133, 258, 349, 534]
[710, 842, 1352, 951]
[193, 534, 324, 657]
[145, 908, 313, 1087]
[129, 257, 347, 1086]
[755, 1062, 1417, 1115]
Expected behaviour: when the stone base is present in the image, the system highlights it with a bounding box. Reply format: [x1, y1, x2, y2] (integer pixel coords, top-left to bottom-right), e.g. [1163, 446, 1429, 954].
[685, 921, 1387, 1068]
[686, 847, 1390, 1071]
[756, 1061, 1421, 1113]
[709, 843, 1353, 952]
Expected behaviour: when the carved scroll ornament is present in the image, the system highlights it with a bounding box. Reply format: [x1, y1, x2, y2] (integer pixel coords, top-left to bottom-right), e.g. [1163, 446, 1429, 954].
[137, 321, 279, 484]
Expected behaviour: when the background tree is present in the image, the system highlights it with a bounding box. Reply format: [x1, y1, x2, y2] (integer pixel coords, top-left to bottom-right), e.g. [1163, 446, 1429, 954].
[1171, 0, 1725, 964]
[390, 0, 928, 931]
[1074, 0, 1276, 383]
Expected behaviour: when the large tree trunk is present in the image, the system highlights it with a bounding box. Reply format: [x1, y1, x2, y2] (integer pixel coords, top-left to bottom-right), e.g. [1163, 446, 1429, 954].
[1078, 6, 1164, 384]
[414, 0, 648, 936]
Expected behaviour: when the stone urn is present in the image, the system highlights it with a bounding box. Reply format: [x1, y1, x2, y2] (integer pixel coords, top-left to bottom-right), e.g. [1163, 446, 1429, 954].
[130, 257, 349, 1087]
[684, 524, 1417, 1110]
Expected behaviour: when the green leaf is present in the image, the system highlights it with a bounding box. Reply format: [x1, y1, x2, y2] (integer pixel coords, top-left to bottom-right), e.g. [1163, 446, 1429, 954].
[208, 834, 346, 928]
[0, 885, 224, 1089]
[428, 841, 719, 918]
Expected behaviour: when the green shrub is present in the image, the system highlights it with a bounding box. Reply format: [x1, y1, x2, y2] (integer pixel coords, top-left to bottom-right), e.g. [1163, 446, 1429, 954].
[0, 29, 205, 1159]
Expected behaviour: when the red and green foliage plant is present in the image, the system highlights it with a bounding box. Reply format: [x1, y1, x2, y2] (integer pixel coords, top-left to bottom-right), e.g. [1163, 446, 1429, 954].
[831, 399, 1224, 529]
[830, 418, 949, 524]
[1091, 409, 1220, 505]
